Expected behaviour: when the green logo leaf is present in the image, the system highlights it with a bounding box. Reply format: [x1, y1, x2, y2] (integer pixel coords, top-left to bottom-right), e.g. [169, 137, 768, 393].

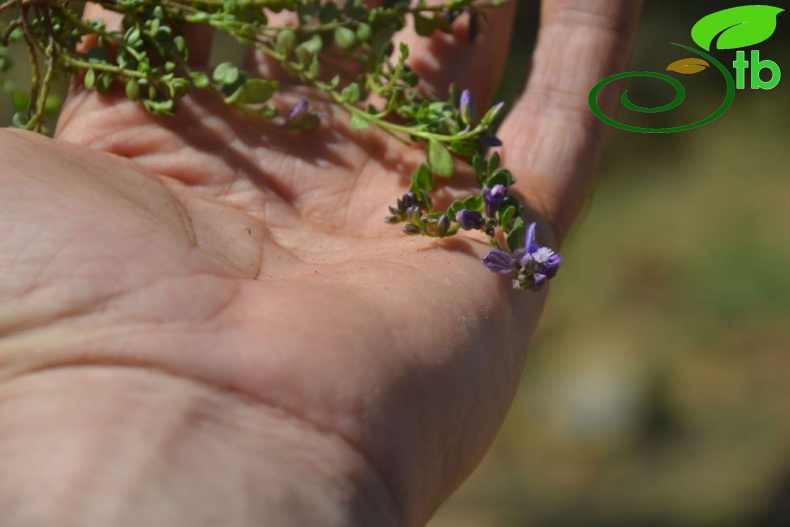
[691, 5, 784, 51]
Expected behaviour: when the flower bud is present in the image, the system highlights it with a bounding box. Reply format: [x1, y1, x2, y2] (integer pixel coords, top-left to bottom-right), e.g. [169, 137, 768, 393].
[435, 214, 450, 237]
[407, 205, 422, 226]
[455, 209, 484, 230]
[483, 185, 507, 217]
[403, 224, 421, 235]
[460, 89, 476, 126]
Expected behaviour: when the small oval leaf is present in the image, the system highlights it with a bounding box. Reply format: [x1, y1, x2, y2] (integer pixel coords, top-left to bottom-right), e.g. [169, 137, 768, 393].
[691, 6, 784, 51]
[349, 113, 369, 131]
[428, 139, 454, 178]
[667, 57, 710, 74]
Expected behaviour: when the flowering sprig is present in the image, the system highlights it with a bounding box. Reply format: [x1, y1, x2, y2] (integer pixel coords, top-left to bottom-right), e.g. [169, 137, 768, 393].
[0, 0, 560, 291]
[483, 222, 562, 291]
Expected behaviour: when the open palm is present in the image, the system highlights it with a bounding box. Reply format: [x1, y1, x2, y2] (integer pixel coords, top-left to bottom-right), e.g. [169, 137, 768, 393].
[0, 1, 640, 525]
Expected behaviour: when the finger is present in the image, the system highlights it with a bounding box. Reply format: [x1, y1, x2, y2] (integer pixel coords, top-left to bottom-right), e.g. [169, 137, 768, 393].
[498, 0, 642, 244]
[57, 3, 213, 134]
[395, 1, 517, 107]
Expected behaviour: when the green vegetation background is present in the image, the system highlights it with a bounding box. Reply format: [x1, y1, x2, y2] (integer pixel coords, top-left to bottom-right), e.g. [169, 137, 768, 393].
[2, 1, 789, 525]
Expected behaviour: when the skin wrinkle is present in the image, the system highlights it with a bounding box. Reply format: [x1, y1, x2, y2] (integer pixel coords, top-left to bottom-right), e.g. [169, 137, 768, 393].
[0, 365, 402, 526]
[0, 232, 137, 339]
[1, 268, 414, 520]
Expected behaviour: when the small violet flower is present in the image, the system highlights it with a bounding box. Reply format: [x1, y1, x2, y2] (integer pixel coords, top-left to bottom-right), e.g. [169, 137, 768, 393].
[460, 89, 476, 126]
[456, 209, 484, 230]
[475, 132, 503, 148]
[483, 184, 507, 217]
[482, 222, 563, 291]
[284, 99, 320, 129]
[482, 249, 514, 275]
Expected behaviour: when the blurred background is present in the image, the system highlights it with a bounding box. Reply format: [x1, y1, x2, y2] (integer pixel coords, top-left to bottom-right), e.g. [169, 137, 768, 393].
[431, 1, 790, 526]
[2, 1, 789, 526]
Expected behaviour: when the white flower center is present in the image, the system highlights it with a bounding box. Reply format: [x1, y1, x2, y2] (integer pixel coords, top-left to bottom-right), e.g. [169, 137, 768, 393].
[533, 247, 554, 263]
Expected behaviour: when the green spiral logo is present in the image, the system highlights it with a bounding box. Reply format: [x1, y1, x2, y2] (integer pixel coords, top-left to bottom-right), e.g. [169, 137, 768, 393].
[589, 43, 736, 133]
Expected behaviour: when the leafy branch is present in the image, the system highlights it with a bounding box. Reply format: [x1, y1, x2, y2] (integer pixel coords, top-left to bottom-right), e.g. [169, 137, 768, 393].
[0, 0, 561, 291]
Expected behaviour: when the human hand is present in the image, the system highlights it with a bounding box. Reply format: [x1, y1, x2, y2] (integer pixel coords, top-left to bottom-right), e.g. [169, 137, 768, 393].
[0, 1, 641, 525]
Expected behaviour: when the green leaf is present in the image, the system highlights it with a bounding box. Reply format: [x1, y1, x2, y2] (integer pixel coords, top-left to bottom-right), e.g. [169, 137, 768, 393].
[125, 26, 141, 45]
[349, 113, 370, 130]
[301, 34, 323, 55]
[307, 57, 321, 79]
[486, 168, 516, 188]
[356, 23, 373, 42]
[276, 29, 297, 55]
[213, 62, 239, 85]
[410, 163, 435, 193]
[691, 6, 784, 51]
[487, 152, 500, 174]
[481, 102, 505, 126]
[414, 14, 435, 37]
[224, 79, 278, 105]
[428, 139, 453, 178]
[0, 51, 11, 73]
[334, 27, 358, 50]
[190, 71, 210, 88]
[83, 69, 96, 90]
[125, 79, 141, 100]
[399, 42, 410, 61]
[12, 91, 29, 111]
[449, 141, 478, 156]
[259, 104, 279, 118]
[11, 112, 28, 128]
[462, 194, 483, 211]
[499, 205, 516, 228]
[472, 154, 486, 181]
[341, 83, 361, 104]
[447, 200, 464, 220]
[506, 218, 526, 252]
[44, 95, 62, 116]
[143, 98, 175, 116]
[189, 11, 210, 23]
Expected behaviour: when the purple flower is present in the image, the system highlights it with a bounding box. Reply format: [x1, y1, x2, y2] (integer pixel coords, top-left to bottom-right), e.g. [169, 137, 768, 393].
[286, 99, 308, 123]
[460, 89, 476, 126]
[386, 192, 423, 224]
[475, 132, 503, 148]
[483, 185, 507, 217]
[482, 222, 563, 290]
[483, 249, 514, 275]
[398, 192, 417, 211]
[456, 209, 484, 230]
[284, 99, 320, 129]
